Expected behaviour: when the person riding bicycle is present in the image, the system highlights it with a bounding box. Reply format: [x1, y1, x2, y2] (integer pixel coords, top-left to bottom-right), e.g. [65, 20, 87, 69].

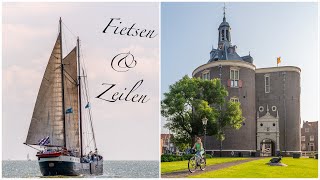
[192, 137, 204, 160]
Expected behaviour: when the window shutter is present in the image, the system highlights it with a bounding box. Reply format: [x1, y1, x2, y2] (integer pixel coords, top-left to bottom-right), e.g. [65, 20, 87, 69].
[239, 80, 243, 88]
[227, 79, 231, 87]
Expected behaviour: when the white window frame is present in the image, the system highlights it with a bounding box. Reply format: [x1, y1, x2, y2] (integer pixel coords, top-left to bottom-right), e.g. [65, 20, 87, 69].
[301, 136, 305, 141]
[265, 74, 270, 93]
[301, 143, 306, 151]
[230, 97, 239, 103]
[202, 70, 210, 80]
[305, 128, 309, 132]
[310, 135, 314, 141]
[230, 68, 239, 88]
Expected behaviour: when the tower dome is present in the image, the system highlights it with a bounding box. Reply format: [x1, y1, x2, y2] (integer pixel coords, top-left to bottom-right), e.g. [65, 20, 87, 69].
[218, 8, 231, 47]
[208, 5, 253, 64]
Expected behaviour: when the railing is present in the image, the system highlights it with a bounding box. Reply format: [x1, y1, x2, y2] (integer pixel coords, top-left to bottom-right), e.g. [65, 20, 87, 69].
[301, 151, 318, 157]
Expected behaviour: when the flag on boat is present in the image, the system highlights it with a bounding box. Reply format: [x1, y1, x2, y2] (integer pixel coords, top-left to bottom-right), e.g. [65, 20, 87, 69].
[38, 136, 50, 145]
[85, 102, 90, 109]
[66, 107, 73, 114]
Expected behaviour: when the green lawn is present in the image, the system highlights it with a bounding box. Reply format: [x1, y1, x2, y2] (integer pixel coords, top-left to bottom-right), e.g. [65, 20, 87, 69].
[191, 157, 318, 178]
[161, 157, 248, 174]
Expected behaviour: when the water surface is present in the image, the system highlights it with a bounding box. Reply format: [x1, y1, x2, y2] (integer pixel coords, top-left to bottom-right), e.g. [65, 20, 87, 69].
[2, 160, 159, 178]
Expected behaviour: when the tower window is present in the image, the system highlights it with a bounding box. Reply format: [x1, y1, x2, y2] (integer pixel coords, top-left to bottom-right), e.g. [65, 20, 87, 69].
[202, 71, 210, 80]
[221, 30, 225, 41]
[260, 123, 263, 126]
[230, 68, 239, 88]
[273, 123, 276, 126]
[226, 30, 229, 41]
[265, 74, 270, 93]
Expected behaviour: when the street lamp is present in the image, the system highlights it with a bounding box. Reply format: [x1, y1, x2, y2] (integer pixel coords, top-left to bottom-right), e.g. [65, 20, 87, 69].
[218, 64, 223, 157]
[202, 117, 208, 153]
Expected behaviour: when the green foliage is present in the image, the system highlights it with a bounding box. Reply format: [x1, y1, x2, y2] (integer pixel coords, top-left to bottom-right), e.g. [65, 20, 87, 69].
[161, 157, 248, 174]
[161, 154, 193, 162]
[161, 153, 214, 162]
[161, 75, 245, 147]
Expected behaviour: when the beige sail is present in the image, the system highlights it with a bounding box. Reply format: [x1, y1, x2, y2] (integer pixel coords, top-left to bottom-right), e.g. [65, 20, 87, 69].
[63, 47, 80, 151]
[26, 34, 65, 146]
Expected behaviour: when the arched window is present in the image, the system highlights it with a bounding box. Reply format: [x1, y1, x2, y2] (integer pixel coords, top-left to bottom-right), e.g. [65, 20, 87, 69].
[221, 30, 225, 41]
[226, 30, 229, 41]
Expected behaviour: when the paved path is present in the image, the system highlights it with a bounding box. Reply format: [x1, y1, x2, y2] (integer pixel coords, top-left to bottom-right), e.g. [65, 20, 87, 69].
[161, 158, 265, 178]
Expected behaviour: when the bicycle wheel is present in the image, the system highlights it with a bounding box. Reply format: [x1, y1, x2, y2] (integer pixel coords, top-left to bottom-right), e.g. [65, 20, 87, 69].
[200, 157, 206, 171]
[188, 156, 197, 173]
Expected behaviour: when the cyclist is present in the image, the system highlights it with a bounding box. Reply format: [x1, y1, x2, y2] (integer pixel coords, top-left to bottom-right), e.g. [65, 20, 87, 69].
[192, 137, 204, 161]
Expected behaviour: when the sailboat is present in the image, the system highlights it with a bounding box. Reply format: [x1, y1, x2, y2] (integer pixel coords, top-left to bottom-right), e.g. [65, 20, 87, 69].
[24, 18, 103, 176]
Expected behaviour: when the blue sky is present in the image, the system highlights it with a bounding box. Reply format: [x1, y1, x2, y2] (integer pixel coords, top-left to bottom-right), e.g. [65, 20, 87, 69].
[161, 2, 318, 132]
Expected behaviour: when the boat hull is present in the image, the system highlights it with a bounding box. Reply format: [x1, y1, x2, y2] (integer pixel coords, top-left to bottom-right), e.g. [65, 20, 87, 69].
[38, 155, 103, 176]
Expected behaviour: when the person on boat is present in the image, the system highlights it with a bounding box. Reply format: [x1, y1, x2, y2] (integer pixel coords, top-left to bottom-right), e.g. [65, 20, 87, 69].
[192, 137, 204, 159]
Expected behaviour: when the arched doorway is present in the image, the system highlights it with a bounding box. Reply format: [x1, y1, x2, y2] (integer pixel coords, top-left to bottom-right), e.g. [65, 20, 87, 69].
[260, 139, 275, 156]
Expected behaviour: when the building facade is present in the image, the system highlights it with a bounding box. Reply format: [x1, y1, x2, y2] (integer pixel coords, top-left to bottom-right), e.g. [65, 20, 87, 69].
[301, 121, 318, 152]
[161, 134, 176, 154]
[192, 12, 301, 157]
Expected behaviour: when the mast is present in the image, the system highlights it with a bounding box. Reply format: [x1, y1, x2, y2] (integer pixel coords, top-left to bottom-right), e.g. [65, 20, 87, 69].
[59, 17, 67, 148]
[77, 37, 83, 157]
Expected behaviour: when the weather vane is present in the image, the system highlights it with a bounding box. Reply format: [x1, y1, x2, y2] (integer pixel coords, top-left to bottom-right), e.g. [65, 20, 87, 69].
[223, 3, 227, 20]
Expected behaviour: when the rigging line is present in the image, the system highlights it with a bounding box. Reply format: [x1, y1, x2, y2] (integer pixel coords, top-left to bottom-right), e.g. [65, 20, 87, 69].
[62, 29, 69, 54]
[80, 80, 91, 150]
[62, 22, 77, 39]
[79, 43, 96, 150]
[83, 71, 90, 104]
[83, 73, 95, 146]
[79, 46, 93, 107]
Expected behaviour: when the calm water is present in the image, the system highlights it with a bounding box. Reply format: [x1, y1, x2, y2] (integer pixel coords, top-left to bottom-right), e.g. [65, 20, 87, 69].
[2, 160, 159, 178]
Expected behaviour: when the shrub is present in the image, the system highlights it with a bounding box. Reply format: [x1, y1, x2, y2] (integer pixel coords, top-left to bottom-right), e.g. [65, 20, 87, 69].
[161, 153, 213, 162]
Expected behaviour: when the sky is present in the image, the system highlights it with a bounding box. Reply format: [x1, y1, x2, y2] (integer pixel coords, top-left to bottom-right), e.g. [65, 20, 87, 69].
[2, 2, 159, 160]
[161, 2, 319, 133]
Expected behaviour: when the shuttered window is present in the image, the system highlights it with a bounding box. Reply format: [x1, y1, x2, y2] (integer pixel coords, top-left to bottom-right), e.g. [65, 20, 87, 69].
[230, 69, 239, 88]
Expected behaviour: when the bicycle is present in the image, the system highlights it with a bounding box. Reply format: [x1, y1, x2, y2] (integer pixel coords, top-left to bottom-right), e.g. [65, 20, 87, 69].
[188, 149, 206, 173]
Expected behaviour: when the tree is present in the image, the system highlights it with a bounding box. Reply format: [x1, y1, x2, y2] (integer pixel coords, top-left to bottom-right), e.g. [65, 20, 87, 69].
[161, 75, 245, 149]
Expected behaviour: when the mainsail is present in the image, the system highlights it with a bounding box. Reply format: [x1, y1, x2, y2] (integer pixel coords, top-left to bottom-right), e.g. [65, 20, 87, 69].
[26, 34, 80, 151]
[26, 34, 65, 146]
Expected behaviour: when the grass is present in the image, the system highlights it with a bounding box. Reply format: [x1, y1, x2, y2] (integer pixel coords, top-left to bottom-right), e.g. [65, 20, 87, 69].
[190, 157, 318, 178]
[161, 157, 248, 174]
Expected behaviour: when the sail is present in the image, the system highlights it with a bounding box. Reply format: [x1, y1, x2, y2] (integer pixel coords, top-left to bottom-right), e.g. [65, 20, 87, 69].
[63, 47, 80, 151]
[26, 34, 65, 146]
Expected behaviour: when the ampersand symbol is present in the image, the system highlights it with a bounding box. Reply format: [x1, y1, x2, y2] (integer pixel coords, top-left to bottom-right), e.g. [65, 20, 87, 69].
[111, 52, 137, 72]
